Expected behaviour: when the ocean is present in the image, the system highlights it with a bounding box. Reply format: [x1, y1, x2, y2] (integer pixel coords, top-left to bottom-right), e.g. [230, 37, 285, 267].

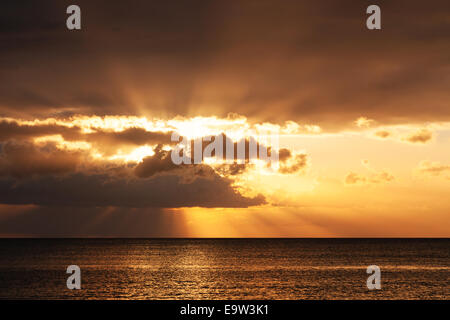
[0, 239, 448, 299]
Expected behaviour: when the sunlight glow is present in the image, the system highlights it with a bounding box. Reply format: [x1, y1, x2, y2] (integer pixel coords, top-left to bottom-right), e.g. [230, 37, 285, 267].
[108, 145, 155, 163]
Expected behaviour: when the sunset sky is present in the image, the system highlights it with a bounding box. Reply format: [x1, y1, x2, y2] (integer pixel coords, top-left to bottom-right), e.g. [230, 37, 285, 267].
[0, 0, 449, 237]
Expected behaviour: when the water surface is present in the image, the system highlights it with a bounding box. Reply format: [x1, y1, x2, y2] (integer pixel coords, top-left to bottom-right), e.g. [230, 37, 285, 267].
[0, 239, 448, 299]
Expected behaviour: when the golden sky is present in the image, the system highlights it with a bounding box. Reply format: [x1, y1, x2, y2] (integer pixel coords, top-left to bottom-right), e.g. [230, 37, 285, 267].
[0, 0, 449, 237]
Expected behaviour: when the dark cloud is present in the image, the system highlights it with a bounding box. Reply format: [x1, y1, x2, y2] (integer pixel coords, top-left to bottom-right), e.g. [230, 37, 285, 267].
[0, 141, 81, 178]
[87, 128, 172, 146]
[278, 154, 308, 174]
[0, 171, 265, 208]
[271, 148, 309, 174]
[217, 163, 248, 176]
[0, 130, 278, 208]
[0, 119, 174, 155]
[134, 145, 178, 178]
[138, 135, 306, 177]
[0, 120, 82, 141]
[186, 134, 273, 162]
[0, 1, 449, 127]
[278, 148, 292, 162]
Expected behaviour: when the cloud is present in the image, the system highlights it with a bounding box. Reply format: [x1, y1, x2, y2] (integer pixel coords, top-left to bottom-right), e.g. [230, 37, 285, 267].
[134, 133, 279, 177]
[0, 171, 265, 208]
[374, 130, 391, 138]
[416, 161, 450, 178]
[403, 129, 433, 144]
[276, 148, 308, 174]
[1, 1, 449, 128]
[278, 153, 308, 174]
[134, 145, 178, 178]
[278, 148, 292, 162]
[0, 141, 82, 178]
[0, 119, 82, 141]
[345, 171, 394, 185]
[0, 117, 307, 209]
[0, 132, 268, 208]
[216, 163, 248, 176]
[369, 171, 395, 184]
[0, 139, 266, 207]
[369, 127, 435, 144]
[0, 118, 175, 156]
[88, 128, 172, 146]
[345, 172, 366, 185]
[188, 134, 274, 163]
[85, 129, 174, 155]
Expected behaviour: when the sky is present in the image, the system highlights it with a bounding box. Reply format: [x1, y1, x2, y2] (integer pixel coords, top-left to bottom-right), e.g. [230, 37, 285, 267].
[0, 0, 449, 237]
